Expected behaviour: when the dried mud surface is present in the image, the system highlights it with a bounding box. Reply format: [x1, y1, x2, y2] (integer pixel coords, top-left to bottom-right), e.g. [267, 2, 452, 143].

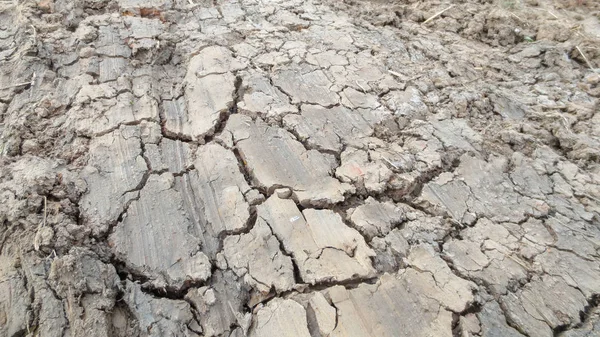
[1, 0, 600, 336]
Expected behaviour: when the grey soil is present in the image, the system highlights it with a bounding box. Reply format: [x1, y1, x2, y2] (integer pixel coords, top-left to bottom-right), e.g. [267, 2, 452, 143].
[1, 0, 600, 336]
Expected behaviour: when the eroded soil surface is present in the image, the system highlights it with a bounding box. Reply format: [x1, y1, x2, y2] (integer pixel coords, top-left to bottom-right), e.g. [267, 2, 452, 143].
[1, 0, 600, 336]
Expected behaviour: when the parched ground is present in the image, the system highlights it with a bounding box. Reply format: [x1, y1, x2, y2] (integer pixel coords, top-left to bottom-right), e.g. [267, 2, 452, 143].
[1, 0, 599, 336]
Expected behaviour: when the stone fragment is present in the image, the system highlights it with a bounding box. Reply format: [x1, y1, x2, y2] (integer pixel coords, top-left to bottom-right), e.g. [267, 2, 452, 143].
[348, 197, 405, 240]
[79, 126, 148, 236]
[259, 195, 375, 284]
[223, 219, 295, 294]
[224, 114, 353, 206]
[109, 173, 211, 289]
[249, 298, 311, 337]
[124, 281, 198, 337]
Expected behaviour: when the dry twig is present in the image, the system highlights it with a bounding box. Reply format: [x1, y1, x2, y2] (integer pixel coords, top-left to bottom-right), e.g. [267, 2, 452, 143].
[422, 5, 454, 25]
[575, 46, 598, 73]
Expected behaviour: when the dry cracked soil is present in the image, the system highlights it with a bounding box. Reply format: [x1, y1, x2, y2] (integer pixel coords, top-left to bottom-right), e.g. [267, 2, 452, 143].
[1, 0, 600, 336]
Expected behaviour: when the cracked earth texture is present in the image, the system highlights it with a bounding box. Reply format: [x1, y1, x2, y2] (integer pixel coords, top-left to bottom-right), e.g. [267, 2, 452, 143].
[1, 0, 600, 336]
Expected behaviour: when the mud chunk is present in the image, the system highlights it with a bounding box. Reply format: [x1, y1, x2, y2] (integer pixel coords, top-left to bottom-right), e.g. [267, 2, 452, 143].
[118, 0, 173, 13]
[158, 143, 251, 261]
[478, 301, 525, 337]
[123, 16, 165, 39]
[340, 87, 380, 109]
[335, 147, 394, 194]
[258, 195, 375, 284]
[186, 46, 246, 78]
[145, 138, 193, 174]
[223, 219, 295, 294]
[559, 307, 600, 337]
[502, 276, 588, 337]
[490, 93, 525, 119]
[79, 126, 148, 236]
[237, 71, 297, 121]
[109, 173, 211, 289]
[348, 197, 405, 240]
[185, 271, 251, 337]
[48, 249, 121, 337]
[430, 119, 482, 152]
[124, 280, 197, 337]
[535, 250, 600, 298]
[307, 292, 337, 337]
[249, 298, 311, 337]
[419, 154, 547, 224]
[0, 255, 30, 337]
[382, 86, 428, 118]
[177, 72, 235, 140]
[272, 65, 339, 106]
[163, 47, 243, 140]
[20, 258, 68, 337]
[224, 114, 353, 206]
[370, 228, 410, 272]
[283, 104, 381, 153]
[70, 91, 159, 137]
[270, 10, 310, 30]
[326, 274, 454, 337]
[443, 218, 528, 295]
[192, 143, 251, 237]
[306, 50, 349, 68]
[546, 214, 600, 261]
[99, 58, 128, 82]
[444, 239, 490, 271]
[406, 245, 476, 313]
[254, 51, 291, 67]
